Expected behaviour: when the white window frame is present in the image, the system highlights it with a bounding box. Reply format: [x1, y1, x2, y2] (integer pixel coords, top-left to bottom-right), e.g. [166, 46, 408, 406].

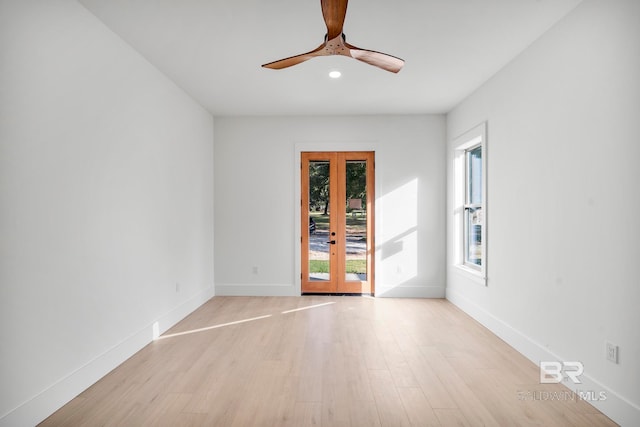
[453, 123, 487, 284]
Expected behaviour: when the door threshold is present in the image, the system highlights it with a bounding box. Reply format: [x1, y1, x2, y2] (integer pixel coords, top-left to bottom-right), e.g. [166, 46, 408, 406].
[301, 293, 374, 297]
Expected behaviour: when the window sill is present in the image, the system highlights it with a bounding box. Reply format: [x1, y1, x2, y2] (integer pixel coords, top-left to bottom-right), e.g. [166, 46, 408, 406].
[452, 264, 487, 286]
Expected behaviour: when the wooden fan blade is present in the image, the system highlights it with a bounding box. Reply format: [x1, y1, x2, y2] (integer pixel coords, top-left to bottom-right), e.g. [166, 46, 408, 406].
[346, 43, 404, 73]
[321, 0, 348, 40]
[262, 44, 327, 69]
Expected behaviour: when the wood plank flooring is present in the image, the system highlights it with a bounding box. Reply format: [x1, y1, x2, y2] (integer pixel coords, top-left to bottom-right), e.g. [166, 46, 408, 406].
[39, 296, 618, 426]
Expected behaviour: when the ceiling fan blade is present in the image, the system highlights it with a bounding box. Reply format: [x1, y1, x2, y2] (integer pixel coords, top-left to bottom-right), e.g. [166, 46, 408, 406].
[346, 43, 405, 73]
[321, 0, 348, 40]
[262, 44, 327, 70]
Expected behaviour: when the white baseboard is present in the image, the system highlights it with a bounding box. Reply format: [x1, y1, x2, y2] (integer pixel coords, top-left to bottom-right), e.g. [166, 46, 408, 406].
[446, 288, 640, 427]
[376, 285, 445, 298]
[215, 283, 445, 298]
[215, 283, 298, 296]
[1, 285, 215, 427]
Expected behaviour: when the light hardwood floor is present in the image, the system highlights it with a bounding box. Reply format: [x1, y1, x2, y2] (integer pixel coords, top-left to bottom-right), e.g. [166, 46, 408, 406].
[40, 296, 618, 426]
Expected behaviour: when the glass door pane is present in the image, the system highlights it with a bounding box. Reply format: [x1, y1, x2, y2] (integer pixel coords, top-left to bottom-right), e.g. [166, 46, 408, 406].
[308, 161, 331, 281]
[345, 160, 367, 281]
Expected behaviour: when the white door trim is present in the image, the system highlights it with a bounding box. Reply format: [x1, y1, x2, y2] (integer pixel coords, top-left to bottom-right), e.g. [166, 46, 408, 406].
[294, 142, 379, 295]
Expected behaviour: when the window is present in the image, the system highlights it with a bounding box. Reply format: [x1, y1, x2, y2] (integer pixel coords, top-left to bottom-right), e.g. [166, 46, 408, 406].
[453, 123, 486, 282]
[464, 145, 483, 268]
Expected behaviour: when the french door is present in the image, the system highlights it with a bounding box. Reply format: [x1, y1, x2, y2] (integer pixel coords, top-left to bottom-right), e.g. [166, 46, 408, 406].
[301, 151, 374, 294]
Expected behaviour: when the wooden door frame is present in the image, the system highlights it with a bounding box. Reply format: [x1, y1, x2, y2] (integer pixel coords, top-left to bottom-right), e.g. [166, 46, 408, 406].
[299, 151, 375, 295]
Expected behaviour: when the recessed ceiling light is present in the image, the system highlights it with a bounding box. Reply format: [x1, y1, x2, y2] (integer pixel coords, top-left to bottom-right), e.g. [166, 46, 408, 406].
[329, 70, 342, 79]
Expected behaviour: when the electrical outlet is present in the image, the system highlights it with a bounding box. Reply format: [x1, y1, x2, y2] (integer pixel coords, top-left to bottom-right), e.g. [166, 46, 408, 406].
[252, 266, 259, 275]
[175, 282, 180, 293]
[606, 341, 619, 364]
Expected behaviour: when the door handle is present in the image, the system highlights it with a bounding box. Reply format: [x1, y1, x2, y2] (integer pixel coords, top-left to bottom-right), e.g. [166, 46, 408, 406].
[326, 240, 336, 245]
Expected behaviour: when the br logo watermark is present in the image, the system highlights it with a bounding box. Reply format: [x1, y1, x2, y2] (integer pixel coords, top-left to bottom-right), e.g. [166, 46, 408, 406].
[516, 361, 607, 402]
[539, 361, 583, 384]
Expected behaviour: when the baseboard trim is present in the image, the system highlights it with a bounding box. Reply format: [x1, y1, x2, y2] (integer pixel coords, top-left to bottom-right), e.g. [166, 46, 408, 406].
[215, 284, 446, 299]
[0, 285, 215, 427]
[215, 283, 298, 296]
[375, 285, 445, 298]
[446, 288, 640, 427]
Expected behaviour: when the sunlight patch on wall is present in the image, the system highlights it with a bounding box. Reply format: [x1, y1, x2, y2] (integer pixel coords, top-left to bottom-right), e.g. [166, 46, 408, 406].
[377, 178, 419, 289]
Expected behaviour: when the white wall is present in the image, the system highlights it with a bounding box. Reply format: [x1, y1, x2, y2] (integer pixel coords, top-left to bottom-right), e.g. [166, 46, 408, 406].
[0, 1, 214, 425]
[446, 1, 640, 425]
[214, 115, 445, 298]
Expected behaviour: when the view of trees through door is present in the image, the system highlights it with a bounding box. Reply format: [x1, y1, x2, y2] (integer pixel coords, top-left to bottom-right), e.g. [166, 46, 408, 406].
[301, 152, 374, 294]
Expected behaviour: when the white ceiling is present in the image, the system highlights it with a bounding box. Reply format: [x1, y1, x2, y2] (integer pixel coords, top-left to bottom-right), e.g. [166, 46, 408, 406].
[78, 0, 582, 116]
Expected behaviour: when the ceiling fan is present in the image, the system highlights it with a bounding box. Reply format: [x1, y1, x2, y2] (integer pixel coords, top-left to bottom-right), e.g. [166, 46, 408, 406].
[262, 0, 404, 73]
